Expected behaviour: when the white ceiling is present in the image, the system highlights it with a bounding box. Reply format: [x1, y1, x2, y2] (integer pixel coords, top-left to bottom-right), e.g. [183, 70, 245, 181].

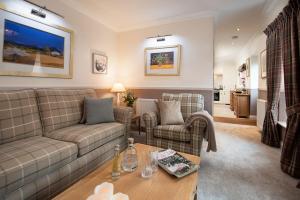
[55, 0, 268, 32]
[57, 0, 220, 31]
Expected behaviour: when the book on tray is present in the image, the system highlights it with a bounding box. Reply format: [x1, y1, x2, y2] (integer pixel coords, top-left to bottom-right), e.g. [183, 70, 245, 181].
[157, 149, 199, 178]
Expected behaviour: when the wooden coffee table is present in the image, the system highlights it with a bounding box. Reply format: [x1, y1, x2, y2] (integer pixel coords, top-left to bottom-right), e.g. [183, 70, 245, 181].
[53, 143, 200, 200]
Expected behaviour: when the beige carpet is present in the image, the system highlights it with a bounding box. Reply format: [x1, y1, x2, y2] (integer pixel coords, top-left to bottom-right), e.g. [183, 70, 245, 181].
[198, 122, 300, 200]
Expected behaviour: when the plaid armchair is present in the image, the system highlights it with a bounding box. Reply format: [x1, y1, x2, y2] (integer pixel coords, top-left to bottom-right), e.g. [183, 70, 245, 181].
[143, 93, 207, 156]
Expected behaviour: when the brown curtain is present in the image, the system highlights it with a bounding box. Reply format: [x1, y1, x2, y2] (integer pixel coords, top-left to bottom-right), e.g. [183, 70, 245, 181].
[262, 18, 282, 148]
[280, 0, 300, 178]
[264, 0, 300, 180]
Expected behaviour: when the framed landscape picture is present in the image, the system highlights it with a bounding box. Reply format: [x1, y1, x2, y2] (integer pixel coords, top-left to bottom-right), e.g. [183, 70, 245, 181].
[92, 52, 108, 74]
[0, 8, 73, 78]
[260, 49, 266, 78]
[144, 45, 181, 76]
[246, 58, 250, 77]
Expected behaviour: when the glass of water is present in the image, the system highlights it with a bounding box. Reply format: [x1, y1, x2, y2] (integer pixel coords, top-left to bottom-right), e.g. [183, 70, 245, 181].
[150, 150, 158, 173]
[141, 151, 153, 178]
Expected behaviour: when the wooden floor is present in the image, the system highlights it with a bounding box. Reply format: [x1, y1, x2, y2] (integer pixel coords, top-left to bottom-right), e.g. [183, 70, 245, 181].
[214, 116, 257, 126]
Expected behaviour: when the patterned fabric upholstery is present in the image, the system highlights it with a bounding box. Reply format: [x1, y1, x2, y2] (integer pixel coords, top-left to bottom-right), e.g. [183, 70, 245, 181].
[113, 106, 133, 136]
[3, 137, 126, 200]
[153, 125, 191, 142]
[0, 136, 78, 196]
[143, 93, 207, 156]
[162, 93, 204, 120]
[0, 90, 42, 144]
[35, 89, 96, 133]
[44, 122, 125, 156]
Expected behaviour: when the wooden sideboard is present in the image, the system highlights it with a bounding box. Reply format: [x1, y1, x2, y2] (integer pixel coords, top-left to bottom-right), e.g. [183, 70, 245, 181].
[230, 91, 250, 118]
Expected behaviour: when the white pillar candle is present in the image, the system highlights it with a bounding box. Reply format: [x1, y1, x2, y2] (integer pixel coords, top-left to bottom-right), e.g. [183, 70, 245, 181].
[94, 182, 114, 200]
[113, 193, 129, 200]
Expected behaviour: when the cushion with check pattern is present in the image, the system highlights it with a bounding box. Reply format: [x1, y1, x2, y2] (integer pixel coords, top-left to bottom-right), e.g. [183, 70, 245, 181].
[0, 89, 42, 144]
[0, 136, 78, 195]
[162, 93, 204, 121]
[35, 88, 96, 133]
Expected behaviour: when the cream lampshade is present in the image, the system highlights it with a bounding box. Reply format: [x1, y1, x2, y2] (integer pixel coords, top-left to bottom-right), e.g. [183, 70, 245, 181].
[111, 83, 126, 106]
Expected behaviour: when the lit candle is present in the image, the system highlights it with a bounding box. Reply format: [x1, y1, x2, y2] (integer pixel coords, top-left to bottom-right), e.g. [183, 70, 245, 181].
[93, 182, 114, 200]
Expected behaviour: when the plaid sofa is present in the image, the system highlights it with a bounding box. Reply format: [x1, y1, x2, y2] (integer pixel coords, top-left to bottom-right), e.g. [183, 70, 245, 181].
[0, 89, 133, 200]
[143, 93, 206, 156]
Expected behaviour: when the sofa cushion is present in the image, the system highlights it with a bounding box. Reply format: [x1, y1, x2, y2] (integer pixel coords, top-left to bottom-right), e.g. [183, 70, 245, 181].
[85, 97, 115, 125]
[0, 89, 43, 144]
[153, 125, 191, 142]
[44, 122, 125, 156]
[162, 93, 204, 121]
[35, 89, 96, 133]
[0, 136, 78, 195]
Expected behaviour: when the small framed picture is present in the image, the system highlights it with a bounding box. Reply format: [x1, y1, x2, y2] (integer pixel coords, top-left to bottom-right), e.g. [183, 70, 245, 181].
[92, 52, 108, 74]
[246, 58, 250, 77]
[260, 50, 266, 78]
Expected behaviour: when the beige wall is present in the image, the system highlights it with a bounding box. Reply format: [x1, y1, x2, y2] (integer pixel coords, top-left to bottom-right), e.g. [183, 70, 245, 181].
[117, 18, 214, 90]
[0, 1, 214, 94]
[0, 0, 118, 88]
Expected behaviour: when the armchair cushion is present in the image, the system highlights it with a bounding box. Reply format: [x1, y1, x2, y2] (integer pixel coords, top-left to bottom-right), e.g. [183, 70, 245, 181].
[153, 125, 191, 142]
[157, 100, 184, 125]
[162, 93, 204, 120]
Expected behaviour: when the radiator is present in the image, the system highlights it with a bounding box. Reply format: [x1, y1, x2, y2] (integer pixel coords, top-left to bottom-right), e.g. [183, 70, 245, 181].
[135, 98, 158, 127]
[257, 99, 267, 131]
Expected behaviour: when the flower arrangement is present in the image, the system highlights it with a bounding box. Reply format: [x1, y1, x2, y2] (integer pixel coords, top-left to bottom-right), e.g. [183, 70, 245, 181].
[122, 91, 137, 107]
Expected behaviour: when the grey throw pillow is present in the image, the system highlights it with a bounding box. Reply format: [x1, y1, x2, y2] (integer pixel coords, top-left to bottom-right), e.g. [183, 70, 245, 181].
[84, 97, 115, 125]
[157, 100, 184, 125]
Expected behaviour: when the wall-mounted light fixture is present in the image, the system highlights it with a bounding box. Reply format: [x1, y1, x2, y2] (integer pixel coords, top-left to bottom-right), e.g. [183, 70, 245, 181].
[147, 34, 172, 42]
[23, 0, 64, 18]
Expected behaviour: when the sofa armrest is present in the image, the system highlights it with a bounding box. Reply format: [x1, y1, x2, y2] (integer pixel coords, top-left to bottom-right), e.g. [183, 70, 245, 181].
[185, 111, 211, 135]
[142, 112, 158, 129]
[142, 112, 159, 145]
[114, 106, 133, 136]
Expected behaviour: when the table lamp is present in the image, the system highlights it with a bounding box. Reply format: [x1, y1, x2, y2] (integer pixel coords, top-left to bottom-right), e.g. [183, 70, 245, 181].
[111, 83, 126, 106]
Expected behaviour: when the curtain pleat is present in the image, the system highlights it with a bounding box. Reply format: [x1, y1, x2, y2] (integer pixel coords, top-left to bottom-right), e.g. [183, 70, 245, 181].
[262, 19, 282, 148]
[280, 0, 300, 178]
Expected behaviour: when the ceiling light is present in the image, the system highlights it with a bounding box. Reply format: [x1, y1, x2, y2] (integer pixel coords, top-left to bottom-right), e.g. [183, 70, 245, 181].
[236, 28, 240, 31]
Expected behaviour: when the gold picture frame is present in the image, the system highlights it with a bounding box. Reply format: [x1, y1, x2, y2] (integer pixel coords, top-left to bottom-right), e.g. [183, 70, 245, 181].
[0, 6, 74, 79]
[144, 45, 181, 76]
[260, 49, 266, 78]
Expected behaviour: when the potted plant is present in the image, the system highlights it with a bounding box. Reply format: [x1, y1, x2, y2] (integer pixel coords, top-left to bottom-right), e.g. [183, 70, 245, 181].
[122, 91, 137, 107]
